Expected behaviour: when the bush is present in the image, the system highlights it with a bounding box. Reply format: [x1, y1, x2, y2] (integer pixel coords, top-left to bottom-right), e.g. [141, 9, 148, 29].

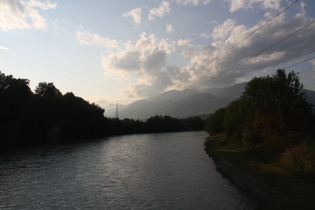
[279, 142, 314, 176]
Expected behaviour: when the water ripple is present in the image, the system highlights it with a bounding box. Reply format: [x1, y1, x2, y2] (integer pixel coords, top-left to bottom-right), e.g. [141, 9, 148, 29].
[0, 131, 252, 209]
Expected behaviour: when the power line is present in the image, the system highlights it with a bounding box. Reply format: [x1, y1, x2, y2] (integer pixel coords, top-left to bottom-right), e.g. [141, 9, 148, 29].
[298, 66, 315, 75]
[126, 66, 314, 119]
[182, 67, 315, 116]
[284, 55, 315, 70]
[175, 83, 246, 116]
[178, 0, 299, 86]
[199, 20, 315, 87]
[165, 66, 314, 117]
[128, 0, 301, 118]
[141, 19, 315, 116]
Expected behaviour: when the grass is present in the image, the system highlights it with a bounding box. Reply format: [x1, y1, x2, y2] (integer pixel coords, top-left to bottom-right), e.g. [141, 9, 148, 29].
[204, 138, 315, 210]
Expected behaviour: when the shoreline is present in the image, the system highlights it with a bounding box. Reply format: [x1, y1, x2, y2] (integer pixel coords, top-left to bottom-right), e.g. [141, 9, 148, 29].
[204, 139, 315, 210]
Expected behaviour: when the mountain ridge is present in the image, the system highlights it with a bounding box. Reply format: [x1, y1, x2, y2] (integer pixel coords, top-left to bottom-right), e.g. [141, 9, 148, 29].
[105, 83, 315, 120]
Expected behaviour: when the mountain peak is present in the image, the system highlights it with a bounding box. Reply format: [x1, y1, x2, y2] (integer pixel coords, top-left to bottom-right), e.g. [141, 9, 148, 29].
[104, 85, 315, 120]
[105, 87, 236, 120]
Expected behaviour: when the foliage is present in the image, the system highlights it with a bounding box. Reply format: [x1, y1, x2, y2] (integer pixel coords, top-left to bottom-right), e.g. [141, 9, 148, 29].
[0, 71, 204, 148]
[0, 71, 106, 147]
[182, 116, 205, 131]
[35, 82, 62, 97]
[205, 108, 225, 135]
[146, 115, 185, 133]
[205, 69, 315, 176]
[0, 72, 35, 145]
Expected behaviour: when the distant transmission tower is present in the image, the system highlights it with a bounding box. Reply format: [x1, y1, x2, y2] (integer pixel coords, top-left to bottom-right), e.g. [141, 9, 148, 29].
[110, 101, 124, 119]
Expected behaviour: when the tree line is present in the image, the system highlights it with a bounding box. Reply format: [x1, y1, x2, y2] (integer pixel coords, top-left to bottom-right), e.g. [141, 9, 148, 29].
[205, 69, 315, 178]
[0, 71, 204, 148]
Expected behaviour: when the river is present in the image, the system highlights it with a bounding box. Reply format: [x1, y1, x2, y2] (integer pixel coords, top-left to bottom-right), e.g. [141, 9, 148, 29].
[0, 131, 252, 209]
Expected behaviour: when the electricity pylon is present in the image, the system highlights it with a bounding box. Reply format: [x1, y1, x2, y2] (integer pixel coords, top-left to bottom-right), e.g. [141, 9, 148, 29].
[110, 101, 124, 119]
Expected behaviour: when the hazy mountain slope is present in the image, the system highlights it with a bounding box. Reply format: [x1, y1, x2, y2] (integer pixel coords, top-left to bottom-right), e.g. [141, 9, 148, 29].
[107, 89, 214, 119]
[105, 84, 315, 120]
[105, 85, 244, 119]
[305, 89, 315, 106]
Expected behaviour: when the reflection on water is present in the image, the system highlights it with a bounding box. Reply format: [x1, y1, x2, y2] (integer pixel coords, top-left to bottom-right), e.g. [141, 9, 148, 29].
[0, 131, 252, 209]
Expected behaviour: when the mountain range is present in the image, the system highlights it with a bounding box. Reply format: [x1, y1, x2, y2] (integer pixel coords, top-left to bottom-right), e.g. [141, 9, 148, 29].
[105, 83, 315, 120]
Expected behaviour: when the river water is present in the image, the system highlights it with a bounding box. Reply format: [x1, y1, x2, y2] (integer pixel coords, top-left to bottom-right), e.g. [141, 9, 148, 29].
[0, 131, 252, 209]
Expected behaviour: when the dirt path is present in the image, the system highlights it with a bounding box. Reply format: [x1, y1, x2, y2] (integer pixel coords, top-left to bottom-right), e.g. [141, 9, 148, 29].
[205, 140, 315, 210]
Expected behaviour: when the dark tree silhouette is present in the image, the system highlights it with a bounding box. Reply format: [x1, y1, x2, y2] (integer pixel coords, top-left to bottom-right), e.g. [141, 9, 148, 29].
[35, 82, 62, 97]
[205, 69, 315, 178]
[205, 69, 314, 157]
[0, 71, 205, 149]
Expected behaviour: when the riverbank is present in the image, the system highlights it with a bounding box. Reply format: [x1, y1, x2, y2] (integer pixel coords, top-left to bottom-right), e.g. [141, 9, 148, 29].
[204, 139, 315, 210]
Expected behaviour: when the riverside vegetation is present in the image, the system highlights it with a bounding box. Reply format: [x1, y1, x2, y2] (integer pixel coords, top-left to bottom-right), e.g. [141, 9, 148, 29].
[205, 69, 315, 209]
[0, 71, 204, 148]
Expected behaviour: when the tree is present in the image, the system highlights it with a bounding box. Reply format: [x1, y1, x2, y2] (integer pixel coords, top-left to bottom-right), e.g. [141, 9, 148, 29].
[206, 69, 313, 149]
[182, 116, 204, 131]
[0, 72, 35, 146]
[241, 69, 311, 137]
[35, 82, 62, 97]
[205, 108, 225, 135]
[0, 72, 32, 97]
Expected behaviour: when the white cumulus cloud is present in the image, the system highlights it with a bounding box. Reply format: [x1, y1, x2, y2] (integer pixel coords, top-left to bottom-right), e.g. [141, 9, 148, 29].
[0, 46, 9, 50]
[123, 7, 142, 25]
[184, 10, 315, 90]
[79, 2, 315, 99]
[0, 0, 56, 31]
[102, 32, 190, 98]
[76, 30, 122, 50]
[166, 24, 175, 33]
[27, 0, 56, 10]
[211, 19, 238, 40]
[175, 0, 212, 6]
[148, 1, 170, 21]
[225, 0, 281, 13]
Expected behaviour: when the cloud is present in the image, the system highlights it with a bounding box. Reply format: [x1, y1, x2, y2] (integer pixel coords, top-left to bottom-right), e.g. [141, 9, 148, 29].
[211, 19, 238, 40]
[52, 19, 66, 31]
[225, 0, 281, 13]
[184, 10, 315, 90]
[148, 1, 170, 21]
[101, 32, 190, 98]
[200, 32, 211, 39]
[82, 2, 314, 99]
[27, 0, 56, 10]
[127, 71, 174, 97]
[102, 33, 174, 74]
[0, 46, 9, 50]
[123, 7, 142, 25]
[76, 30, 122, 50]
[175, 0, 212, 6]
[0, 0, 56, 31]
[103, 50, 141, 75]
[166, 24, 175, 33]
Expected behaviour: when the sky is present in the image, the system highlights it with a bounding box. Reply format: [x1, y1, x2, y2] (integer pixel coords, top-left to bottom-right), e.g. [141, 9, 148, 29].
[1, 0, 315, 112]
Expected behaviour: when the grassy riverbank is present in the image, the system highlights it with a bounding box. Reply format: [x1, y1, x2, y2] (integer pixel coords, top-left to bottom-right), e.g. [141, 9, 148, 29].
[205, 138, 315, 210]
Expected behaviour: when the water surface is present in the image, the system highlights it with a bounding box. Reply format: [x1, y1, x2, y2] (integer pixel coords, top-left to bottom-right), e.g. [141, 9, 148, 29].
[0, 131, 251, 209]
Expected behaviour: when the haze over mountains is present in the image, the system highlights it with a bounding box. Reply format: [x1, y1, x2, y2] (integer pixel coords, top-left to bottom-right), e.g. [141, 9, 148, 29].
[105, 83, 315, 120]
[106, 83, 242, 119]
